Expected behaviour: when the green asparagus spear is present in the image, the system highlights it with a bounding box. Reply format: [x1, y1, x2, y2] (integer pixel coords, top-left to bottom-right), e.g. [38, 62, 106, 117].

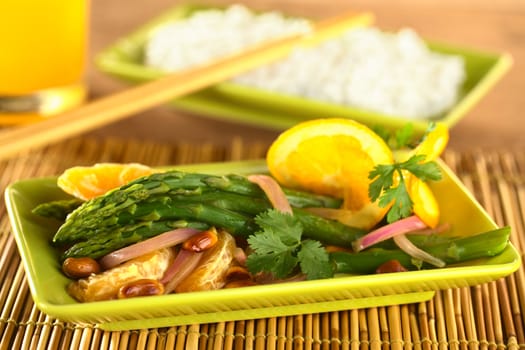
[203, 174, 342, 208]
[61, 220, 209, 260]
[52, 170, 344, 244]
[331, 226, 511, 274]
[58, 195, 364, 257]
[32, 198, 84, 220]
[53, 172, 208, 242]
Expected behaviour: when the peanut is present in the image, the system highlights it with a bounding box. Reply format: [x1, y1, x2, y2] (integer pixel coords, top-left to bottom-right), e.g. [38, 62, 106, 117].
[182, 228, 218, 252]
[62, 257, 101, 279]
[375, 260, 408, 274]
[117, 279, 164, 299]
[225, 265, 252, 282]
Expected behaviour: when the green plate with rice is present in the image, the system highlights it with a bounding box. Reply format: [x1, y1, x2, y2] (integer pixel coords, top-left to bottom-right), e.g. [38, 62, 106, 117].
[95, 4, 512, 135]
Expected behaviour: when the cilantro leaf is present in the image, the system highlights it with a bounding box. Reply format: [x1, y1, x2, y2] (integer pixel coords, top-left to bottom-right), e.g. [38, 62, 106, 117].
[246, 227, 293, 255]
[383, 181, 413, 223]
[246, 209, 334, 280]
[368, 154, 442, 223]
[246, 249, 298, 279]
[298, 240, 333, 280]
[254, 210, 302, 246]
[368, 163, 395, 201]
[400, 155, 442, 181]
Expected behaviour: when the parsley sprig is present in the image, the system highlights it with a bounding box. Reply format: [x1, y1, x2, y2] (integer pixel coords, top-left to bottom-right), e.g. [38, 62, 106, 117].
[246, 210, 333, 280]
[368, 154, 442, 223]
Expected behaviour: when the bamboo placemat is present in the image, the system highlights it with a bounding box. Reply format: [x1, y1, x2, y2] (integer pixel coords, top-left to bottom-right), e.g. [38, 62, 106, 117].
[0, 137, 524, 350]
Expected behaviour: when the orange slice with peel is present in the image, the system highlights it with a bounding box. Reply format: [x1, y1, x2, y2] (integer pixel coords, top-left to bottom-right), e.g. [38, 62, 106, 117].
[266, 118, 394, 230]
[57, 163, 155, 200]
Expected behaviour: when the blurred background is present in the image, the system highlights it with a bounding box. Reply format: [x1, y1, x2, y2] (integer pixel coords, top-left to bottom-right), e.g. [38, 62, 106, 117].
[86, 0, 525, 151]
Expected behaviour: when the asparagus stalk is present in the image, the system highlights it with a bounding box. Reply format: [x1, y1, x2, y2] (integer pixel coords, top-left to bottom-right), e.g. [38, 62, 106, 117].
[61, 220, 210, 260]
[52, 170, 344, 245]
[58, 195, 365, 259]
[32, 198, 84, 220]
[203, 174, 342, 208]
[331, 227, 511, 274]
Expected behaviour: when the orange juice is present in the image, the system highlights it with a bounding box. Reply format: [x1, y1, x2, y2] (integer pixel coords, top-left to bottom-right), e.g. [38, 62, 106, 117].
[0, 0, 89, 124]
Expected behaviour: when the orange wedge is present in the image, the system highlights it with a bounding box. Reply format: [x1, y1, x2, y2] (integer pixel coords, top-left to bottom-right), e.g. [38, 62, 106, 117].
[57, 163, 155, 200]
[266, 118, 394, 230]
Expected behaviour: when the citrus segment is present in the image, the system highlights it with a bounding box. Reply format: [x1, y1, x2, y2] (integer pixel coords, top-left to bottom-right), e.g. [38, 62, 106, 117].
[58, 163, 155, 200]
[266, 118, 394, 229]
[413, 122, 449, 162]
[396, 122, 449, 163]
[409, 176, 440, 228]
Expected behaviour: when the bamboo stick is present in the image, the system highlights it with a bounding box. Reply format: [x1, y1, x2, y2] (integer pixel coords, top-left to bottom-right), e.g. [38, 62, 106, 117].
[245, 319, 256, 349]
[404, 304, 423, 350]
[254, 319, 267, 350]
[234, 320, 246, 349]
[266, 318, 277, 350]
[0, 11, 372, 162]
[312, 313, 321, 350]
[224, 321, 236, 350]
[293, 315, 304, 349]
[329, 311, 340, 349]
[339, 310, 349, 349]
[387, 305, 402, 350]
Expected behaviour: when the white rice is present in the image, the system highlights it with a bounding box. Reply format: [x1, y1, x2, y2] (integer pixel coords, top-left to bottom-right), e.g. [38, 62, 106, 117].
[144, 4, 465, 119]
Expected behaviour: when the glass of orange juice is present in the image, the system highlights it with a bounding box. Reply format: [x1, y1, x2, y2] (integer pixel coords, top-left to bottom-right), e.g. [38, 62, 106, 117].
[0, 0, 89, 125]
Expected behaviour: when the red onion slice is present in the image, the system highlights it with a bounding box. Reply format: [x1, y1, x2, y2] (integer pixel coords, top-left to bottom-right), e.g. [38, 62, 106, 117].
[247, 174, 292, 214]
[352, 215, 427, 252]
[393, 234, 446, 267]
[99, 227, 201, 270]
[233, 247, 247, 266]
[408, 222, 451, 236]
[162, 249, 203, 294]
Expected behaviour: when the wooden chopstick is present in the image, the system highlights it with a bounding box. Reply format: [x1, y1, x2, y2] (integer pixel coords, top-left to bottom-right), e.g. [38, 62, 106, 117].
[0, 11, 373, 161]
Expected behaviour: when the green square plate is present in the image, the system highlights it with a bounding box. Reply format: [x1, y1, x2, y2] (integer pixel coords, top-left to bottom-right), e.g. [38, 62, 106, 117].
[95, 4, 512, 135]
[4, 160, 521, 331]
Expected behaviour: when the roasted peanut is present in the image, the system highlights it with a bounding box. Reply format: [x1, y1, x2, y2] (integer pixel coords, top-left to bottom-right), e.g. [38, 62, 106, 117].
[62, 257, 101, 279]
[182, 228, 218, 252]
[117, 279, 164, 299]
[375, 260, 408, 274]
[225, 265, 252, 282]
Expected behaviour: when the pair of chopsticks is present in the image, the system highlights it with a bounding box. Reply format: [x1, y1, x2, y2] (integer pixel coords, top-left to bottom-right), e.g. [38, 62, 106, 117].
[0, 11, 373, 162]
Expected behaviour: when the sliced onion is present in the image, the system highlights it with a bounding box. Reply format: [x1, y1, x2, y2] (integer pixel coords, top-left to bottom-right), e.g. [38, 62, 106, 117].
[393, 234, 446, 267]
[233, 247, 247, 266]
[352, 215, 427, 252]
[247, 174, 292, 214]
[162, 249, 203, 294]
[408, 222, 452, 236]
[99, 228, 201, 270]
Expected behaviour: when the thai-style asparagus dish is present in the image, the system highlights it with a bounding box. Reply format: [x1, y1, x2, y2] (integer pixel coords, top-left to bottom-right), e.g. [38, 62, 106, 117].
[32, 119, 510, 302]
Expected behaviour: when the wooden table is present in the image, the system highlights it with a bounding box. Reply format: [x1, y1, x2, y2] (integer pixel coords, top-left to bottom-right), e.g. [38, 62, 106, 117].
[86, 0, 525, 151]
